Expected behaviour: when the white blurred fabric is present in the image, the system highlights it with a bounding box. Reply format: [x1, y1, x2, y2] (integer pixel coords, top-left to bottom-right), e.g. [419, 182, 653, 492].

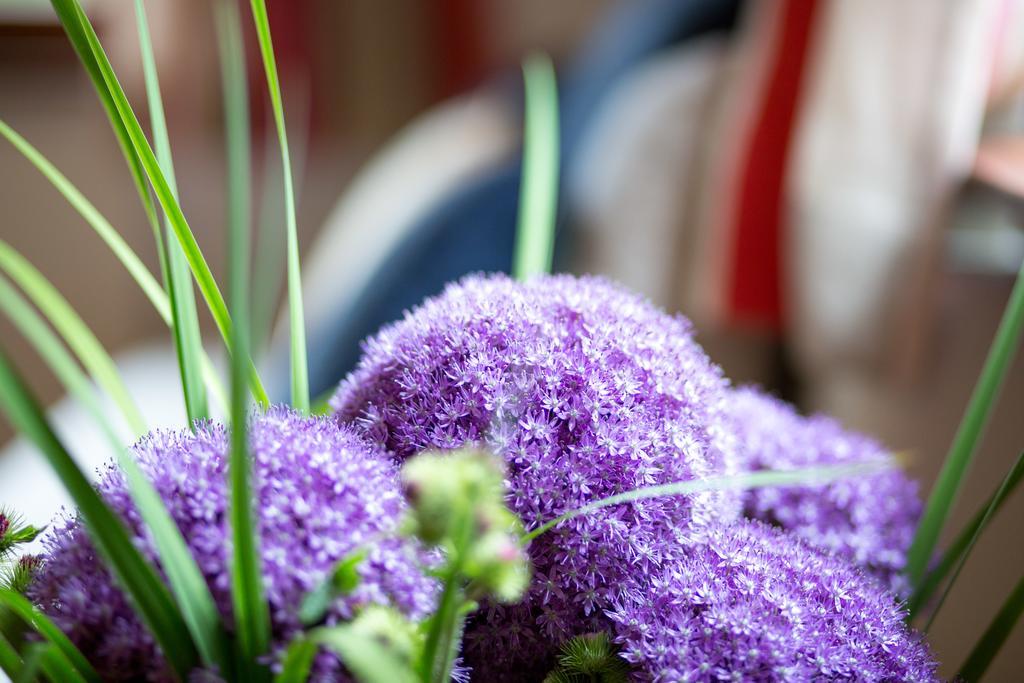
[787, 0, 1005, 413]
[569, 39, 727, 308]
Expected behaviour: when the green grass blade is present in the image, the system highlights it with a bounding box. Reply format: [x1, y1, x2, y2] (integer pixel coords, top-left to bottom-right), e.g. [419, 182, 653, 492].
[0, 590, 100, 683]
[309, 387, 334, 416]
[52, 0, 269, 408]
[0, 119, 167, 322]
[958, 573, 1024, 681]
[0, 119, 228, 415]
[48, 0, 159, 236]
[47, 0, 170, 311]
[0, 630, 21, 680]
[0, 347, 198, 679]
[273, 639, 317, 683]
[521, 460, 894, 544]
[133, 0, 208, 426]
[909, 451, 1024, 618]
[923, 451, 1024, 632]
[513, 53, 560, 280]
[249, 0, 309, 412]
[118, 452, 234, 675]
[0, 279, 233, 675]
[0, 274, 126, 449]
[12, 643, 41, 683]
[0, 241, 146, 436]
[905, 257, 1024, 588]
[251, 131, 287, 362]
[34, 643, 86, 683]
[252, 95, 308, 361]
[314, 626, 417, 683]
[217, 1, 270, 677]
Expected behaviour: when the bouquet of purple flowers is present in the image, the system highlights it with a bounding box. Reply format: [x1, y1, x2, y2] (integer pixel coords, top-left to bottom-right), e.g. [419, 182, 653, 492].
[0, 2, 1021, 682]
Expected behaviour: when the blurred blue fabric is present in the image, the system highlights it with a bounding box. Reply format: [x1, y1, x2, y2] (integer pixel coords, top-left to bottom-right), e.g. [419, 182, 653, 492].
[274, 0, 743, 403]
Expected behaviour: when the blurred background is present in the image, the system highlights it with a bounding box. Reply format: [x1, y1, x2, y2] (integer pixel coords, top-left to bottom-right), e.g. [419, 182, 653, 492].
[1, 0, 1023, 678]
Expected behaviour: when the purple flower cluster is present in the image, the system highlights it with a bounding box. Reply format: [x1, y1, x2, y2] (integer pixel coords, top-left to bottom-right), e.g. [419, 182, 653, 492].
[332, 274, 742, 676]
[27, 272, 937, 681]
[607, 519, 937, 682]
[30, 408, 436, 682]
[727, 387, 921, 592]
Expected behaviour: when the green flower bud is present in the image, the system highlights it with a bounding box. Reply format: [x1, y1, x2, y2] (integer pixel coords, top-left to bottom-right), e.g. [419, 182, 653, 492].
[2, 554, 40, 594]
[0, 508, 42, 557]
[401, 449, 506, 546]
[465, 530, 531, 603]
[349, 605, 422, 666]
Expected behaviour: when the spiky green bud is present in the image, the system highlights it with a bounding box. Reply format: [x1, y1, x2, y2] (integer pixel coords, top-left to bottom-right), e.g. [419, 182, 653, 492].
[543, 632, 631, 683]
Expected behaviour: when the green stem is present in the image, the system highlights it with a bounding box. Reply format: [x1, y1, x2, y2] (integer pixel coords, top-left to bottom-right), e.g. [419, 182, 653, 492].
[923, 451, 1024, 632]
[420, 508, 474, 683]
[958, 573, 1024, 681]
[521, 461, 891, 544]
[513, 53, 559, 280]
[424, 572, 464, 683]
[908, 452, 1024, 618]
[905, 257, 1024, 588]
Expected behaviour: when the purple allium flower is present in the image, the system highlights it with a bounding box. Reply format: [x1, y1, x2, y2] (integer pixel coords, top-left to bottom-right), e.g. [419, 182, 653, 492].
[607, 519, 938, 682]
[331, 273, 741, 676]
[727, 387, 921, 592]
[29, 407, 436, 682]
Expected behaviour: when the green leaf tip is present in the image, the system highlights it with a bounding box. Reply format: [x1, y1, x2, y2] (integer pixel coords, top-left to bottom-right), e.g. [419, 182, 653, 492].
[249, 0, 309, 413]
[513, 52, 560, 281]
[0, 117, 228, 414]
[51, 0, 270, 409]
[133, 0, 209, 427]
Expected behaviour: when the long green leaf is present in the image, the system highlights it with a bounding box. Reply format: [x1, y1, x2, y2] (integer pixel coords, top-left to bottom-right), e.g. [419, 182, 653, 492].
[1, 225, 230, 683]
[0, 590, 100, 683]
[51, 0, 269, 408]
[0, 630, 21, 680]
[0, 347, 198, 679]
[46, 0, 171, 341]
[0, 118, 227, 414]
[521, 460, 894, 544]
[253, 94, 309, 361]
[216, 1, 270, 678]
[0, 274, 125, 450]
[314, 626, 417, 683]
[909, 451, 1024, 618]
[249, 0, 309, 412]
[513, 53, 560, 280]
[273, 639, 317, 683]
[47, 0, 159, 238]
[119, 453, 234, 676]
[33, 643, 86, 683]
[958, 573, 1024, 681]
[906, 257, 1024, 587]
[0, 241, 146, 436]
[133, 0, 208, 426]
[924, 451, 1024, 632]
[0, 119, 166, 319]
